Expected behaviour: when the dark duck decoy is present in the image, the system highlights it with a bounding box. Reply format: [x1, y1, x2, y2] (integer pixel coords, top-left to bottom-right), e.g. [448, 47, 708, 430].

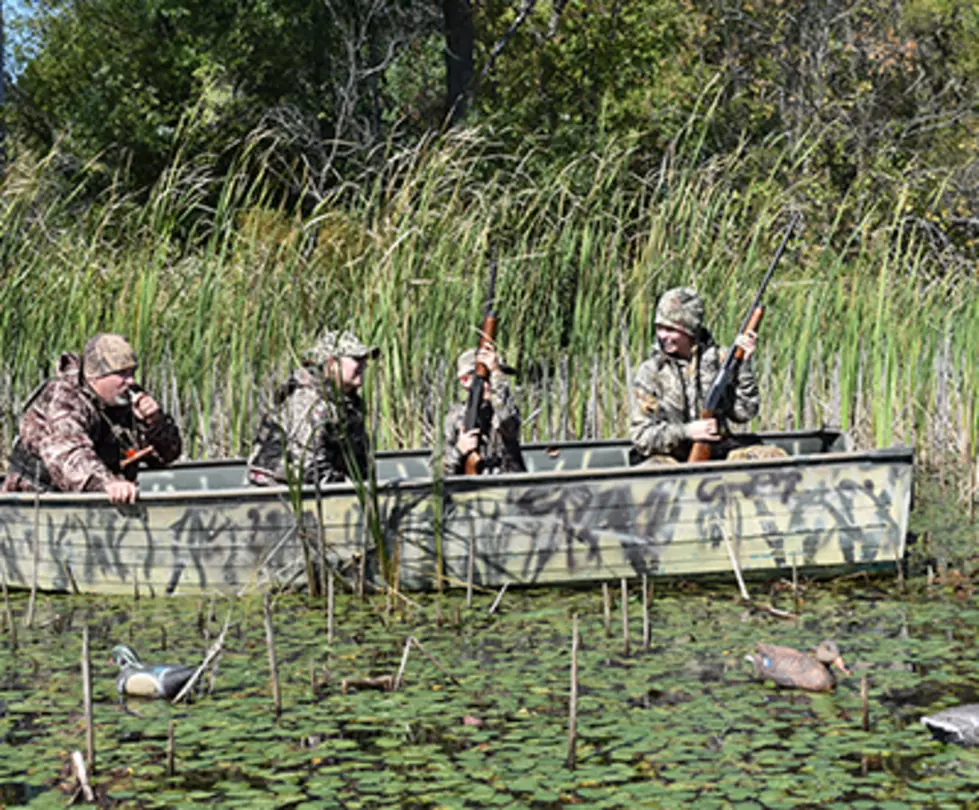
[745, 639, 850, 692]
[921, 705, 979, 745]
[109, 644, 197, 700]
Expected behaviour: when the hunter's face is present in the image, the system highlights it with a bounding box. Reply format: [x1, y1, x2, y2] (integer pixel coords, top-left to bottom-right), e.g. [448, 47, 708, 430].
[656, 324, 695, 360]
[88, 366, 137, 406]
[333, 355, 367, 392]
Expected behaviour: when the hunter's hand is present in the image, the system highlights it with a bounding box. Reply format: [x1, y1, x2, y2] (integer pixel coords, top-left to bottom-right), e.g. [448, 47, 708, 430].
[734, 329, 757, 363]
[106, 479, 138, 505]
[132, 391, 161, 424]
[475, 347, 502, 375]
[686, 418, 720, 442]
[457, 428, 481, 455]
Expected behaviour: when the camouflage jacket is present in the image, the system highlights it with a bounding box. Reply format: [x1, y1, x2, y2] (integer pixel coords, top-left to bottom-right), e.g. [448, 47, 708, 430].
[3, 353, 182, 493]
[630, 335, 760, 462]
[247, 367, 369, 487]
[442, 372, 525, 475]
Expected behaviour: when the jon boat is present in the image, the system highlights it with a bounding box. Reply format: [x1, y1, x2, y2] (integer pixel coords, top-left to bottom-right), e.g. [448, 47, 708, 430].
[0, 430, 912, 596]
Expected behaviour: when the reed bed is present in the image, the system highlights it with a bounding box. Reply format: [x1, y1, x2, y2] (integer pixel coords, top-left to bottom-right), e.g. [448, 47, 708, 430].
[0, 123, 975, 500]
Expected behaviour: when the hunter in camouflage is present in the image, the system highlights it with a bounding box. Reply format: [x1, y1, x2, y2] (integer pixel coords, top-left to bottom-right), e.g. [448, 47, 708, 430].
[3, 334, 182, 503]
[441, 346, 526, 475]
[247, 330, 378, 487]
[630, 287, 762, 463]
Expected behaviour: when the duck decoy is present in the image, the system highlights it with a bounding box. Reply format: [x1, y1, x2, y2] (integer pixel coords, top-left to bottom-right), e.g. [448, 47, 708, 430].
[921, 704, 979, 745]
[109, 644, 198, 700]
[745, 639, 850, 692]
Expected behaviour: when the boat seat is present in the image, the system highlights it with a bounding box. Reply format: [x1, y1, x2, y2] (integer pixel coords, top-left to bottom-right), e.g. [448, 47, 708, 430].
[140, 465, 250, 493]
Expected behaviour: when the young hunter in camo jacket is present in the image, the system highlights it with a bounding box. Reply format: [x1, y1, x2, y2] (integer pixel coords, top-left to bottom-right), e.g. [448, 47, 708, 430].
[441, 346, 525, 475]
[3, 335, 182, 494]
[247, 330, 378, 487]
[630, 287, 761, 463]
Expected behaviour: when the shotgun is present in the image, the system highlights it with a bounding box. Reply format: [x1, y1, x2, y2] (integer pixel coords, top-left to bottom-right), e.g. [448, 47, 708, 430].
[688, 213, 800, 463]
[462, 258, 498, 475]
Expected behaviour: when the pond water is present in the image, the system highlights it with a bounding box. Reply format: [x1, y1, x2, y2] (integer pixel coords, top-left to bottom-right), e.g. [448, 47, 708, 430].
[0, 484, 977, 809]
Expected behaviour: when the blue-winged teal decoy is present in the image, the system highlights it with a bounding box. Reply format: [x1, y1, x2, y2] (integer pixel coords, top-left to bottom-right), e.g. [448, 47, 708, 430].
[921, 705, 979, 745]
[109, 644, 197, 700]
[745, 640, 850, 692]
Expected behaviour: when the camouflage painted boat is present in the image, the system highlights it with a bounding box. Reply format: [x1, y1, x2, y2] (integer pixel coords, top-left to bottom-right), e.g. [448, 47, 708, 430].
[0, 430, 912, 596]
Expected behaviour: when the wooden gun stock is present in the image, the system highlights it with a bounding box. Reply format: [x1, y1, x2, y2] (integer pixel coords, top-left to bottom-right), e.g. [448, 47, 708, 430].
[121, 445, 156, 470]
[687, 302, 767, 464]
[463, 316, 498, 476]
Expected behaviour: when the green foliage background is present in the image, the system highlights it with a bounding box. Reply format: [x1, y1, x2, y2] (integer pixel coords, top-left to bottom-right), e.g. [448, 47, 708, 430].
[1, 0, 977, 475]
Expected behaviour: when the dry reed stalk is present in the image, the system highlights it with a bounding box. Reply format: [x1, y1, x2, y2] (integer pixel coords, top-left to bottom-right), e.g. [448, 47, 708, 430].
[792, 554, 800, 616]
[488, 582, 508, 616]
[206, 650, 223, 697]
[315, 479, 328, 598]
[602, 582, 611, 637]
[81, 625, 95, 773]
[171, 610, 232, 704]
[861, 674, 869, 731]
[393, 636, 413, 690]
[167, 720, 176, 777]
[70, 751, 95, 804]
[721, 526, 751, 602]
[894, 544, 905, 591]
[1, 567, 16, 651]
[411, 637, 461, 686]
[327, 568, 335, 646]
[264, 596, 282, 718]
[25, 488, 40, 629]
[621, 577, 630, 657]
[566, 613, 579, 770]
[466, 532, 475, 609]
[641, 574, 650, 651]
[358, 542, 367, 601]
[64, 563, 80, 595]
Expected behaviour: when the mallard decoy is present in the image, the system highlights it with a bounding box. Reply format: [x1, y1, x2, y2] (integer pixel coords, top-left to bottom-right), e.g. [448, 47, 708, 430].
[745, 639, 850, 692]
[921, 705, 979, 745]
[109, 644, 197, 700]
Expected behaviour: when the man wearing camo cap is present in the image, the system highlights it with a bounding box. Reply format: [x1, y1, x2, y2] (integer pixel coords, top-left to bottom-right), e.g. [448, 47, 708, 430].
[248, 329, 379, 487]
[630, 286, 761, 463]
[439, 344, 525, 475]
[3, 333, 182, 503]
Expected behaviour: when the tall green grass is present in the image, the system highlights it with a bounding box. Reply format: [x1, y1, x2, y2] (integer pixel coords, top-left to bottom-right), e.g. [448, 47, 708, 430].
[0, 121, 975, 500]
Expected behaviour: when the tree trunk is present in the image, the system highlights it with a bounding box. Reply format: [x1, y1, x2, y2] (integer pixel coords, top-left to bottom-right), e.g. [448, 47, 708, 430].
[442, 0, 473, 126]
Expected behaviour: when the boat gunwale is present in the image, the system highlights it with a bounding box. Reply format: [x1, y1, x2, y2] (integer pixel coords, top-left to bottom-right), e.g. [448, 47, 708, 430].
[0, 442, 914, 507]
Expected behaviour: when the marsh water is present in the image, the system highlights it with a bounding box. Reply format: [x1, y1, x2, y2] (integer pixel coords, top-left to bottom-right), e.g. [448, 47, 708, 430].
[0, 482, 977, 809]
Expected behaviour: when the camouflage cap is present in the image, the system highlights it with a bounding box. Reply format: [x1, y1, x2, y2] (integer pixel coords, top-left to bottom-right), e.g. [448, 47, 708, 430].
[82, 333, 138, 378]
[655, 286, 704, 336]
[305, 330, 379, 364]
[456, 348, 518, 377]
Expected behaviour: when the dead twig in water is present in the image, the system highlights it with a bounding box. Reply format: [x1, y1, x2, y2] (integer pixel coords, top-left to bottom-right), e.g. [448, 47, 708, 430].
[487, 582, 509, 616]
[70, 751, 95, 804]
[81, 627, 95, 773]
[171, 610, 233, 705]
[720, 524, 797, 621]
[411, 637, 461, 687]
[566, 613, 579, 770]
[1, 567, 17, 651]
[341, 675, 393, 694]
[393, 636, 413, 690]
[25, 487, 41, 629]
[264, 596, 282, 718]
